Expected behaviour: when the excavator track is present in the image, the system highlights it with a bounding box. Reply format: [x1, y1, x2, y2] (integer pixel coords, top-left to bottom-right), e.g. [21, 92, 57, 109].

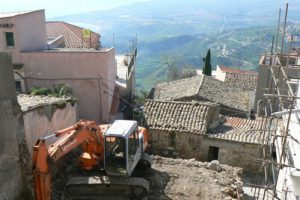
[64, 175, 149, 200]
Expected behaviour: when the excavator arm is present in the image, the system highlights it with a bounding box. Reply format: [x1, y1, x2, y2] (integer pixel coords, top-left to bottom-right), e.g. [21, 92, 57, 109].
[32, 120, 106, 200]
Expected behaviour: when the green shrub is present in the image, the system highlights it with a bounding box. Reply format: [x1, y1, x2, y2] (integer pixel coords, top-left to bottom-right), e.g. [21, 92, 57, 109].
[30, 87, 50, 96]
[53, 84, 72, 97]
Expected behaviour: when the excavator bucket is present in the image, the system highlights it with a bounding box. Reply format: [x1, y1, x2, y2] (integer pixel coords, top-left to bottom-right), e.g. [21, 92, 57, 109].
[64, 175, 149, 200]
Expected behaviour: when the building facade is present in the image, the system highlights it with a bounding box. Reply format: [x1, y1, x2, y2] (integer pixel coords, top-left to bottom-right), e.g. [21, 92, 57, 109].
[0, 10, 118, 122]
[143, 100, 221, 159]
[143, 100, 268, 172]
[252, 49, 300, 199]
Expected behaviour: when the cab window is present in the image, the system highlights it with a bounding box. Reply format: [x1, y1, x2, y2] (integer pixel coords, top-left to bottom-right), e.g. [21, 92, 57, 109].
[128, 129, 139, 169]
[105, 136, 126, 174]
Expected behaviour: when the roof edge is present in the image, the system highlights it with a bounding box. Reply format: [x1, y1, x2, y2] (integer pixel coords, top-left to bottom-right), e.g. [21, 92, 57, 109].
[145, 99, 219, 107]
[0, 9, 45, 19]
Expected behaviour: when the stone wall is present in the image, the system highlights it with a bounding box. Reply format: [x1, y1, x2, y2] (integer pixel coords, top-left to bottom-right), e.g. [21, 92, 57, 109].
[201, 138, 265, 173]
[0, 53, 32, 199]
[150, 130, 206, 160]
[150, 129, 266, 173]
[23, 102, 78, 155]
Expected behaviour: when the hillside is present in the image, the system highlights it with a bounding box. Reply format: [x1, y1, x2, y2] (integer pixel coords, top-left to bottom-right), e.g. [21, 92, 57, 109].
[135, 26, 277, 89]
[53, 0, 300, 90]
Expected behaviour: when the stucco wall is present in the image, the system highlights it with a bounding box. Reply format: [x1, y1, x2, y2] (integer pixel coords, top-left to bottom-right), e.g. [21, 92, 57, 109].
[15, 10, 47, 52]
[150, 129, 266, 172]
[215, 65, 226, 81]
[0, 10, 47, 63]
[21, 49, 116, 122]
[23, 102, 78, 155]
[0, 53, 31, 199]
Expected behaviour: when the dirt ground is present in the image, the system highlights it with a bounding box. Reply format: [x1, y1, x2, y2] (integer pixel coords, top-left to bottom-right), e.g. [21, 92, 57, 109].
[146, 156, 243, 200]
[52, 155, 244, 200]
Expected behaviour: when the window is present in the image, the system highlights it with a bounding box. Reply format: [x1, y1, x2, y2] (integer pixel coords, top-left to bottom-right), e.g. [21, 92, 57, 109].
[15, 81, 21, 93]
[105, 136, 126, 174]
[5, 32, 15, 47]
[128, 129, 139, 169]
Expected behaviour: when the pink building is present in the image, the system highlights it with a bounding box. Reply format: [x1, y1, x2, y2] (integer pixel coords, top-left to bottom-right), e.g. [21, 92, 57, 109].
[0, 10, 118, 123]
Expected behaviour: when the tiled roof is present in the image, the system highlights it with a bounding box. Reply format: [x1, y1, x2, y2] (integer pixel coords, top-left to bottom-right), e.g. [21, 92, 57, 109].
[224, 73, 257, 90]
[219, 66, 258, 90]
[152, 76, 202, 101]
[219, 66, 257, 74]
[151, 75, 250, 115]
[46, 21, 100, 48]
[144, 100, 217, 134]
[209, 117, 268, 144]
[197, 75, 249, 112]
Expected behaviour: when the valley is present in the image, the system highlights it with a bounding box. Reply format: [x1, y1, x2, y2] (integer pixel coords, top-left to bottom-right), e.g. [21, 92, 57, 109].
[53, 0, 300, 90]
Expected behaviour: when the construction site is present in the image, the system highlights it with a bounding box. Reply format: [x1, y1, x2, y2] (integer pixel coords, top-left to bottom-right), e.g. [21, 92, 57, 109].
[247, 4, 300, 200]
[0, 3, 299, 200]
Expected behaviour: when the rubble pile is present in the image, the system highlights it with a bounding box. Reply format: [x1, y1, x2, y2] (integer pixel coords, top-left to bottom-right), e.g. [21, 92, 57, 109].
[150, 156, 244, 200]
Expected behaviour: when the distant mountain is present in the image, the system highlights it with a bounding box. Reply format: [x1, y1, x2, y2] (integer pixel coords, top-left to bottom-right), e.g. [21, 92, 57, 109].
[54, 0, 300, 90]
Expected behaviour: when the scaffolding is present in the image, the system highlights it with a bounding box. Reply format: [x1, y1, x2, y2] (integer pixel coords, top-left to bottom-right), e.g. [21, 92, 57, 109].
[249, 3, 300, 200]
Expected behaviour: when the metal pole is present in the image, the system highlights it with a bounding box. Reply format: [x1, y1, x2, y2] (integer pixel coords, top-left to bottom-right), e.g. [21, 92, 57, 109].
[280, 3, 289, 55]
[273, 8, 282, 66]
[275, 9, 281, 55]
[271, 35, 275, 55]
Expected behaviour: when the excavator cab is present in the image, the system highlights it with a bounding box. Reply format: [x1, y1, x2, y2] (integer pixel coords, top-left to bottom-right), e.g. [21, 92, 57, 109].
[104, 120, 143, 177]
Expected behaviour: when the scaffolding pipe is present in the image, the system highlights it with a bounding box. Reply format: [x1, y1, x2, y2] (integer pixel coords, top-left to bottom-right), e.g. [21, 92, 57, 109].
[280, 3, 288, 55]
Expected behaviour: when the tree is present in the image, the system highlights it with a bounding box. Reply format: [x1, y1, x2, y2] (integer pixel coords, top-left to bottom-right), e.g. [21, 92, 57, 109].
[134, 90, 149, 107]
[161, 55, 180, 81]
[202, 49, 212, 76]
[181, 65, 197, 79]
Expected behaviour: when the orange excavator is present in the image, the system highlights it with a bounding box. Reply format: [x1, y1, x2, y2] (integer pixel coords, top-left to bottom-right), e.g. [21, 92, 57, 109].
[32, 119, 152, 200]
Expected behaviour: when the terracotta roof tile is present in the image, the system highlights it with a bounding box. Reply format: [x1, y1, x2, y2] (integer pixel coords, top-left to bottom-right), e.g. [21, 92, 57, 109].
[209, 117, 268, 144]
[46, 21, 100, 48]
[219, 66, 257, 74]
[144, 100, 218, 134]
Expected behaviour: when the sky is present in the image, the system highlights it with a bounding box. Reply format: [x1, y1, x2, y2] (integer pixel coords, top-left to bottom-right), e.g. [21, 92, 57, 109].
[2, 0, 300, 20]
[0, 0, 149, 19]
